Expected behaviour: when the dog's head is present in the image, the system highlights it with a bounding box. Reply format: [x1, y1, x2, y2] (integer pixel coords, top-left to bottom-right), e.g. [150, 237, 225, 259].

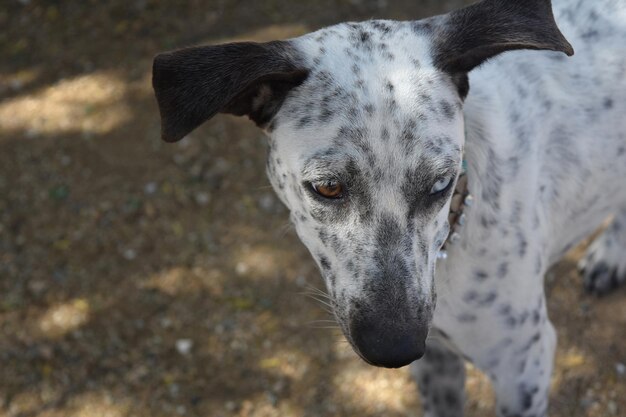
[153, 0, 572, 368]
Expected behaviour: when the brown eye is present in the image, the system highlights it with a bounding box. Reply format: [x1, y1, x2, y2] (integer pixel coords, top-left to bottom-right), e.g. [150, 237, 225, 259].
[311, 180, 344, 199]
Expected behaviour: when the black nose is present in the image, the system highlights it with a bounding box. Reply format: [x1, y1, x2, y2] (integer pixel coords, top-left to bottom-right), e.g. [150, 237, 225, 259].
[350, 316, 428, 368]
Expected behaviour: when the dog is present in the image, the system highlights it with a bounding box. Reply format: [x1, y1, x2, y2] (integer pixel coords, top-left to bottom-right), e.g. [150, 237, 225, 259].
[151, 0, 626, 415]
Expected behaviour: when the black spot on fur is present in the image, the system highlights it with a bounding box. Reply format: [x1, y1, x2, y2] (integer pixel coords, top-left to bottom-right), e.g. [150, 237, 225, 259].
[457, 313, 477, 322]
[532, 310, 541, 326]
[474, 269, 489, 282]
[319, 255, 331, 271]
[298, 116, 312, 128]
[497, 262, 509, 279]
[439, 99, 455, 119]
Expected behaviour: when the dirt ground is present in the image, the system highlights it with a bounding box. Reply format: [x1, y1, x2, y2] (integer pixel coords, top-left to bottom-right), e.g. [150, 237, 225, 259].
[1, 1, 625, 417]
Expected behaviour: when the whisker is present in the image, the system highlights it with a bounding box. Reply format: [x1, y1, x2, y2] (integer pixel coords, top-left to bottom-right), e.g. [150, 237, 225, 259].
[303, 283, 333, 300]
[278, 222, 294, 237]
[306, 319, 339, 327]
[301, 293, 336, 311]
[299, 291, 333, 304]
[308, 325, 342, 330]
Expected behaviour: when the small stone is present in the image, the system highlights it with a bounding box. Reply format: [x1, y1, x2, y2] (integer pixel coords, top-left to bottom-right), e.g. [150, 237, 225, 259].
[169, 383, 180, 397]
[616, 362, 626, 376]
[123, 249, 137, 260]
[194, 192, 210, 206]
[608, 401, 618, 415]
[60, 155, 71, 166]
[258, 193, 275, 212]
[173, 154, 186, 165]
[580, 302, 591, 315]
[25, 128, 39, 139]
[28, 280, 47, 295]
[144, 182, 158, 195]
[176, 405, 187, 415]
[49, 185, 70, 201]
[265, 391, 278, 406]
[235, 262, 248, 275]
[175, 339, 193, 355]
[224, 401, 237, 412]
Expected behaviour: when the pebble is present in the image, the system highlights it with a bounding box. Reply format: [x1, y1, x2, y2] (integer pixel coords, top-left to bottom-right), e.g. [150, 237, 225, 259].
[580, 397, 595, 409]
[144, 182, 158, 195]
[123, 249, 137, 260]
[173, 154, 186, 165]
[235, 262, 248, 275]
[258, 193, 275, 212]
[60, 155, 72, 166]
[295, 275, 307, 287]
[9, 78, 24, 91]
[194, 192, 210, 206]
[224, 401, 237, 412]
[608, 400, 618, 415]
[175, 339, 193, 355]
[616, 362, 626, 376]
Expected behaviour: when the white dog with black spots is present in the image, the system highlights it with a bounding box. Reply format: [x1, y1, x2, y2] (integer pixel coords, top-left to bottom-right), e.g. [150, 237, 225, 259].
[152, 0, 626, 415]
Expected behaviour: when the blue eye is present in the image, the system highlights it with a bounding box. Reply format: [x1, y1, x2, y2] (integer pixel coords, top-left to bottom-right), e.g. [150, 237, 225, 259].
[430, 177, 452, 195]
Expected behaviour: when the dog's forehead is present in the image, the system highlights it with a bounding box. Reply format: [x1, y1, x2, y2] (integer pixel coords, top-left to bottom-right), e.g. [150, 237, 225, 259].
[272, 20, 464, 177]
[297, 20, 436, 70]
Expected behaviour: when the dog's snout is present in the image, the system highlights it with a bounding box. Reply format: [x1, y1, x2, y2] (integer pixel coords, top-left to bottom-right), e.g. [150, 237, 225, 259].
[350, 312, 428, 368]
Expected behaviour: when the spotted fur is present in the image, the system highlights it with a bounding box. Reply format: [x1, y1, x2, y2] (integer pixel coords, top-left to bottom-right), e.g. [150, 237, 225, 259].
[152, 0, 626, 415]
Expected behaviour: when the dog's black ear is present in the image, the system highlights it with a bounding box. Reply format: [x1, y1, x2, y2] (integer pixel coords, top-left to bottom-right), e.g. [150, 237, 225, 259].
[429, 0, 574, 75]
[152, 41, 308, 142]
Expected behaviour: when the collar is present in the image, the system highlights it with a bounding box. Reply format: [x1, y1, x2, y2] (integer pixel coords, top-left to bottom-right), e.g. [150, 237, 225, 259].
[437, 159, 472, 260]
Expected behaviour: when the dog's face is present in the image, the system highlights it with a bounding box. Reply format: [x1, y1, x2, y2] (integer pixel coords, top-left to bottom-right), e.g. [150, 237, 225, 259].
[265, 22, 464, 367]
[152, 0, 572, 368]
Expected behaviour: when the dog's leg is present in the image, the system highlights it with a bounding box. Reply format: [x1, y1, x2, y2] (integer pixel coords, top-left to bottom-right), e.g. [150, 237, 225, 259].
[410, 331, 466, 417]
[485, 316, 557, 417]
[580, 207, 626, 295]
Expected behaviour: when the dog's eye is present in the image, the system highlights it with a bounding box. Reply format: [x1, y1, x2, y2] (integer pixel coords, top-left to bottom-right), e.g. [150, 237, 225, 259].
[311, 180, 344, 199]
[430, 177, 453, 195]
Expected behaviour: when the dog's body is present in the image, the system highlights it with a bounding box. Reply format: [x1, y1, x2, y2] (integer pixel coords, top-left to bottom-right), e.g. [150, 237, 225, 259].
[152, 0, 626, 415]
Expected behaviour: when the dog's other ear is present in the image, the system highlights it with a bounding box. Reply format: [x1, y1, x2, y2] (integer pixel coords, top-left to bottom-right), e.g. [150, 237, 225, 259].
[152, 41, 308, 142]
[429, 0, 574, 76]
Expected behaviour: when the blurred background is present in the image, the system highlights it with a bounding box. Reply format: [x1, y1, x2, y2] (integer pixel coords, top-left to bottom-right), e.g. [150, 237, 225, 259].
[1, 1, 625, 416]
